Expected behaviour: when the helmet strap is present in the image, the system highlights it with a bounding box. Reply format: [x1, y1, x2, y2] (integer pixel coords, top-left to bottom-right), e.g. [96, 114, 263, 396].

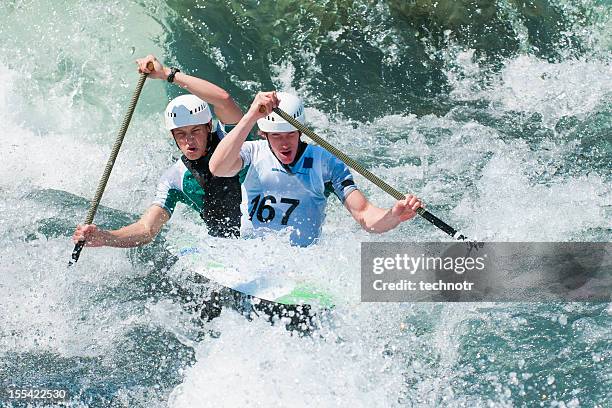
[203, 122, 214, 154]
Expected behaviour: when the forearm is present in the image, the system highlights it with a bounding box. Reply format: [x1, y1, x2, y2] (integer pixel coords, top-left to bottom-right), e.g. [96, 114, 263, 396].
[210, 113, 258, 176]
[168, 70, 243, 124]
[359, 205, 402, 233]
[103, 221, 158, 248]
[137, 55, 242, 124]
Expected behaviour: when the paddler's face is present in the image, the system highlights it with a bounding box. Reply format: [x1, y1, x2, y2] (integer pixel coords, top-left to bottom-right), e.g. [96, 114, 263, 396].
[172, 123, 210, 160]
[264, 131, 300, 164]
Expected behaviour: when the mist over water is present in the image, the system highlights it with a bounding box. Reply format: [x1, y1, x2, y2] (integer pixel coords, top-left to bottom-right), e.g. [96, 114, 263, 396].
[0, 0, 610, 406]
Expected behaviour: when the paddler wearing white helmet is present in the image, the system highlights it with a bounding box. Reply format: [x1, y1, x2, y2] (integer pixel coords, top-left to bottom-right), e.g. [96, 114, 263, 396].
[72, 54, 244, 248]
[210, 91, 424, 247]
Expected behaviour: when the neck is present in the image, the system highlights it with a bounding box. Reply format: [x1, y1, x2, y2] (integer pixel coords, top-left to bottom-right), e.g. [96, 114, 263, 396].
[185, 153, 206, 162]
[268, 140, 308, 173]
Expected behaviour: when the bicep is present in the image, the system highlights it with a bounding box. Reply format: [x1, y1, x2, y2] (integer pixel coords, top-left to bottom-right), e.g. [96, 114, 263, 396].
[326, 156, 357, 203]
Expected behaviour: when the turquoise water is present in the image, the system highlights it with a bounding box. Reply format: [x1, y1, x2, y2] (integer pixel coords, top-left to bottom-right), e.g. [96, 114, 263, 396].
[0, 0, 610, 406]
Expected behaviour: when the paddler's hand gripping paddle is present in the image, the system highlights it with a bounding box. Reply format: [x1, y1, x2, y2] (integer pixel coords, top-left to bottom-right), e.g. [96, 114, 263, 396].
[69, 62, 154, 266]
[271, 106, 468, 241]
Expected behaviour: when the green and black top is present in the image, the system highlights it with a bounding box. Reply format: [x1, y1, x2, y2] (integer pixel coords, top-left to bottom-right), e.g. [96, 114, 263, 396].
[152, 123, 247, 237]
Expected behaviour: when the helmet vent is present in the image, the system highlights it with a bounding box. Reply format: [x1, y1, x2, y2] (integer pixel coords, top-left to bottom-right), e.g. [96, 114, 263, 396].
[164, 95, 211, 130]
[189, 104, 206, 115]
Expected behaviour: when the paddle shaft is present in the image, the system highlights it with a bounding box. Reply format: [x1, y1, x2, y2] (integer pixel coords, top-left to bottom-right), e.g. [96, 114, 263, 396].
[69, 64, 152, 266]
[272, 107, 467, 241]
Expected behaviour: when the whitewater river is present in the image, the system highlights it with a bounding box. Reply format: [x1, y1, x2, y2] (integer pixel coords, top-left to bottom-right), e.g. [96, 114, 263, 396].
[0, 1, 610, 406]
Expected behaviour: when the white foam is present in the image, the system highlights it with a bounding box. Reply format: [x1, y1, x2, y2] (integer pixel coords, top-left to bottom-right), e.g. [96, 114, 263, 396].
[454, 152, 609, 241]
[168, 312, 402, 408]
[0, 235, 143, 356]
[448, 52, 612, 128]
[0, 2, 609, 406]
[0, 62, 174, 212]
[492, 55, 611, 127]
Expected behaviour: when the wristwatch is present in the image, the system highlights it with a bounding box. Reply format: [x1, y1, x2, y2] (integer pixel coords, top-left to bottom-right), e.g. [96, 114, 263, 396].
[167, 67, 180, 83]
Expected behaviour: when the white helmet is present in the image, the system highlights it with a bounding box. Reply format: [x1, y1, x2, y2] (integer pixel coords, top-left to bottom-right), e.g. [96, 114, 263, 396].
[164, 94, 212, 131]
[257, 92, 305, 132]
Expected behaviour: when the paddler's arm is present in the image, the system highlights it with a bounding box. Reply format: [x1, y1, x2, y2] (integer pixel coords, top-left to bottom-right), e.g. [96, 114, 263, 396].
[136, 55, 243, 124]
[344, 191, 423, 233]
[210, 91, 279, 176]
[72, 205, 169, 248]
